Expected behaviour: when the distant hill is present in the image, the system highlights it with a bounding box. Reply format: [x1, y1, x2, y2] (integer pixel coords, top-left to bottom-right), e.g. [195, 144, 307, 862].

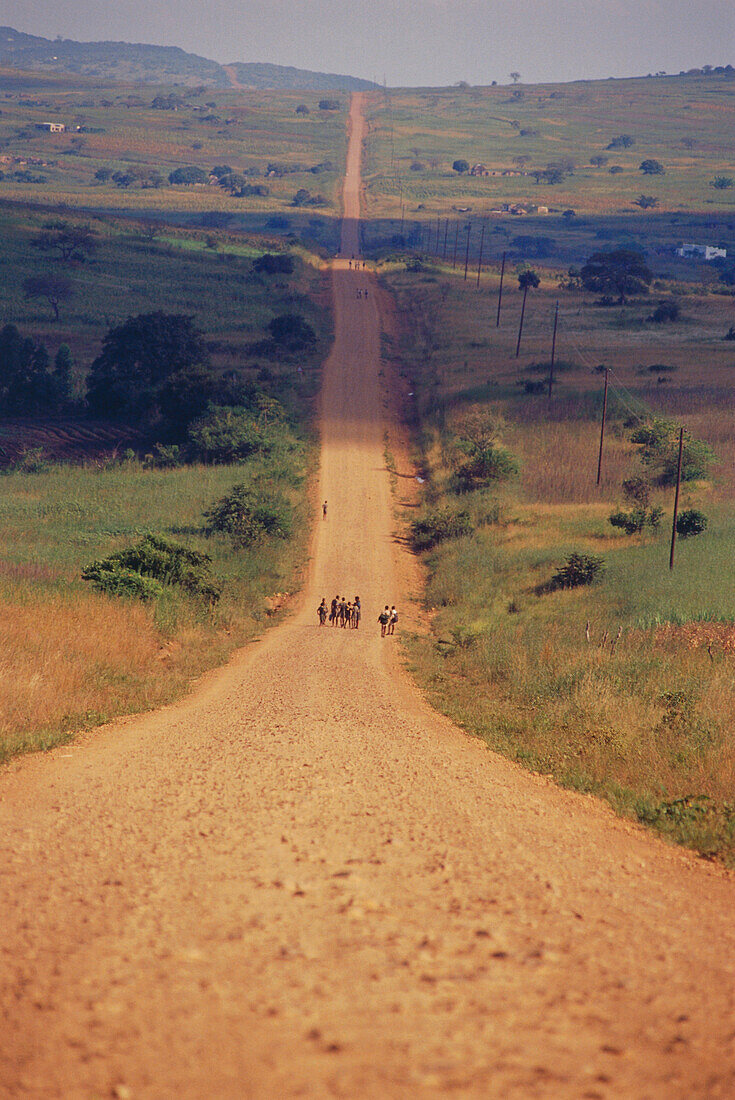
[0, 26, 378, 91]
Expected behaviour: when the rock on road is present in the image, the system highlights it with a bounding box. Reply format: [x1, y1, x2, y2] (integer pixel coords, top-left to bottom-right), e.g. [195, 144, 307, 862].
[1, 94, 734, 1100]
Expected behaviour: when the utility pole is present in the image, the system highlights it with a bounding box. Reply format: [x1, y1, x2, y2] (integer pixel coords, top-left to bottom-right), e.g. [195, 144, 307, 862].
[452, 222, 460, 269]
[548, 300, 559, 399]
[435, 216, 441, 255]
[496, 251, 506, 327]
[596, 366, 609, 486]
[442, 218, 449, 260]
[669, 427, 685, 570]
[476, 220, 486, 288]
[463, 222, 471, 281]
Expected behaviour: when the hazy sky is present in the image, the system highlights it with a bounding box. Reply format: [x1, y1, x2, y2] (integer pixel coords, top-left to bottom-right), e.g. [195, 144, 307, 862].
[1, 0, 733, 86]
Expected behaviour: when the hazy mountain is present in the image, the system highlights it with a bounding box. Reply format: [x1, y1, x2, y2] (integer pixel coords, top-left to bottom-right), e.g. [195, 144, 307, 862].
[0, 27, 378, 91]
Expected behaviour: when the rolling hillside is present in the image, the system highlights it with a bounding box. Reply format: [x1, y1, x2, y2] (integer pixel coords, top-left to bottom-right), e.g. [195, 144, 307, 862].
[0, 26, 378, 91]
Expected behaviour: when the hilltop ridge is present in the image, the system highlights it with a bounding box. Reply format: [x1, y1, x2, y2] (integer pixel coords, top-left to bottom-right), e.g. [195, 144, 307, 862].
[0, 26, 378, 91]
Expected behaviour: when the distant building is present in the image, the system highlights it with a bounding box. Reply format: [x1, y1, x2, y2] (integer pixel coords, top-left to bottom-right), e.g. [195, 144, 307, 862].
[676, 243, 727, 260]
[470, 163, 491, 176]
[36, 122, 65, 133]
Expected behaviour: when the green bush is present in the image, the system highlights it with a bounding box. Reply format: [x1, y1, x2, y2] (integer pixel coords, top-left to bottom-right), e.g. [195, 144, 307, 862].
[452, 445, 518, 492]
[676, 509, 708, 538]
[547, 552, 605, 591]
[82, 534, 220, 603]
[411, 509, 474, 551]
[188, 407, 268, 463]
[203, 484, 292, 547]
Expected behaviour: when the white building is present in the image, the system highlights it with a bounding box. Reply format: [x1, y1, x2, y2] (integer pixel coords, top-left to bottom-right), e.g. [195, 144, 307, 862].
[36, 122, 66, 133]
[676, 243, 727, 261]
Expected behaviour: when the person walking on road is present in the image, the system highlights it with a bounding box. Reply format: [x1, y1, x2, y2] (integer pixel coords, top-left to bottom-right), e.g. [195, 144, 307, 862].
[322, 500, 328, 520]
[339, 596, 349, 628]
[378, 606, 390, 637]
[388, 606, 398, 635]
[317, 599, 328, 626]
[352, 596, 361, 629]
[330, 596, 338, 625]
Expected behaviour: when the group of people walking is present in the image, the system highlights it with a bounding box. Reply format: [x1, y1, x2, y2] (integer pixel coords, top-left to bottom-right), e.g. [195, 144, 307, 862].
[318, 595, 361, 629]
[316, 597, 398, 636]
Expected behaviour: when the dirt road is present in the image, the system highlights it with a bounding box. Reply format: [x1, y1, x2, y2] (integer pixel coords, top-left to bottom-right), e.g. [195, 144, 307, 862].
[1, 94, 734, 1100]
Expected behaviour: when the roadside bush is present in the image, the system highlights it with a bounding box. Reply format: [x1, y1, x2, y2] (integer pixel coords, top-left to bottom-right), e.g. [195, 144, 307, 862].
[676, 509, 708, 538]
[547, 552, 605, 591]
[609, 506, 662, 535]
[410, 509, 474, 551]
[203, 484, 292, 547]
[253, 253, 294, 275]
[630, 419, 714, 485]
[82, 534, 220, 603]
[188, 407, 272, 463]
[5, 446, 49, 474]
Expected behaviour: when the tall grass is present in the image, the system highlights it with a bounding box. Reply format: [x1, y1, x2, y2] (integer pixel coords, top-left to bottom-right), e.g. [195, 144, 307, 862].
[383, 261, 735, 862]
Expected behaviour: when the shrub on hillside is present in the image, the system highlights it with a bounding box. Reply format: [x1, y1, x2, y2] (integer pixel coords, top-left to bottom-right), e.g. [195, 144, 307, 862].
[676, 509, 708, 538]
[203, 484, 292, 547]
[253, 253, 294, 275]
[82, 534, 220, 603]
[546, 552, 605, 592]
[410, 509, 474, 552]
[188, 406, 275, 463]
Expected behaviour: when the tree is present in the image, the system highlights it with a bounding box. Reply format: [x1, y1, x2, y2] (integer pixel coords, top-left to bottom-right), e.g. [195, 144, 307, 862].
[510, 72, 521, 83]
[268, 314, 316, 351]
[607, 134, 635, 149]
[94, 167, 112, 182]
[54, 343, 74, 402]
[450, 411, 518, 492]
[0, 324, 67, 414]
[633, 194, 659, 208]
[711, 176, 734, 189]
[318, 99, 340, 111]
[295, 104, 310, 115]
[23, 274, 73, 322]
[86, 313, 213, 437]
[579, 249, 652, 303]
[676, 509, 707, 538]
[516, 269, 540, 357]
[590, 155, 609, 167]
[168, 166, 209, 185]
[639, 159, 665, 175]
[32, 220, 96, 263]
[452, 159, 469, 173]
[253, 253, 294, 275]
[203, 484, 292, 547]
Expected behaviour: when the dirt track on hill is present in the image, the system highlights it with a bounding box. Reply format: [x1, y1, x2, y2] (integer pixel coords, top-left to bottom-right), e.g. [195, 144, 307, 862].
[1, 94, 734, 1100]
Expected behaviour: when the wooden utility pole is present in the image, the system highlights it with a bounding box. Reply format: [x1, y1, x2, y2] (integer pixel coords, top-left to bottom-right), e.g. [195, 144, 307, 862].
[548, 300, 559, 399]
[669, 427, 685, 570]
[496, 251, 506, 327]
[515, 284, 529, 358]
[463, 223, 471, 281]
[452, 222, 460, 269]
[476, 220, 486, 288]
[442, 219, 449, 260]
[596, 367, 609, 486]
[435, 216, 441, 255]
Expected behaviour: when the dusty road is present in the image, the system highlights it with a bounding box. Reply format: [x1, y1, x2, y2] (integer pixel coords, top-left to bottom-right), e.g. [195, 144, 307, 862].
[1, 94, 734, 1100]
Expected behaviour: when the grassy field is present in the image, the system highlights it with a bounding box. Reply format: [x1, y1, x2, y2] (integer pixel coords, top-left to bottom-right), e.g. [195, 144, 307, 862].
[0, 449, 312, 764]
[0, 68, 346, 244]
[0, 71, 344, 762]
[382, 255, 735, 862]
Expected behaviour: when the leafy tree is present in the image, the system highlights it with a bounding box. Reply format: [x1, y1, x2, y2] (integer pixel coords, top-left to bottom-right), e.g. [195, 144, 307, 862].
[168, 166, 209, 185]
[318, 99, 340, 111]
[711, 176, 734, 189]
[548, 553, 605, 590]
[295, 104, 310, 115]
[23, 274, 73, 322]
[53, 343, 75, 403]
[452, 159, 469, 173]
[411, 509, 474, 551]
[510, 71, 521, 83]
[607, 134, 635, 149]
[32, 220, 96, 263]
[450, 412, 518, 492]
[268, 314, 316, 351]
[203, 483, 292, 546]
[253, 253, 294, 275]
[648, 299, 680, 323]
[0, 324, 68, 414]
[580, 249, 653, 303]
[94, 167, 112, 182]
[590, 155, 609, 167]
[86, 313, 213, 437]
[630, 420, 714, 485]
[639, 159, 665, 175]
[188, 406, 271, 463]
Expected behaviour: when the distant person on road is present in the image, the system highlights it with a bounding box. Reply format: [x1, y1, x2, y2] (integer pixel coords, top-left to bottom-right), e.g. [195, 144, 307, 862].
[339, 596, 349, 627]
[352, 596, 361, 629]
[378, 606, 390, 637]
[388, 606, 398, 634]
[322, 500, 328, 520]
[330, 596, 338, 625]
[318, 599, 328, 626]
